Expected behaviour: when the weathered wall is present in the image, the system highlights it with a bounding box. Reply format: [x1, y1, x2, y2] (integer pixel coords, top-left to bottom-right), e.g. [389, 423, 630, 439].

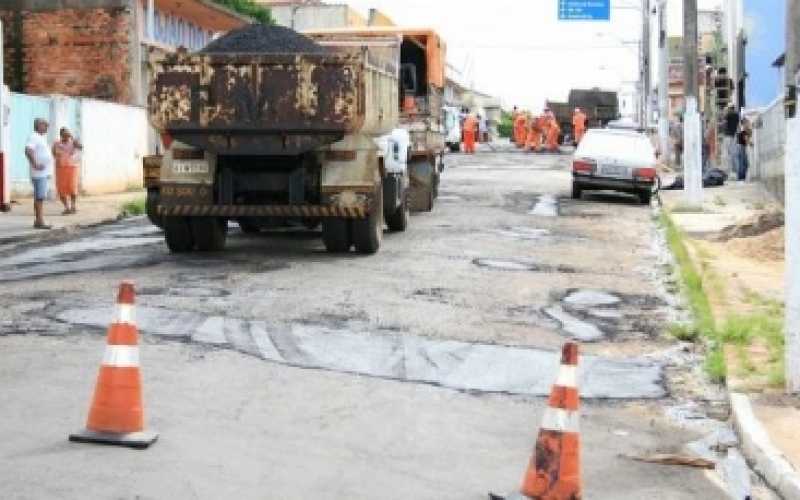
[1, 1, 133, 104]
[751, 96, 786, 205]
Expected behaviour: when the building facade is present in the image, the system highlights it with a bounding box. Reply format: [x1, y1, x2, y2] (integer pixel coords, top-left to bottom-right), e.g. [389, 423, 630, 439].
[1, 0, 250, 107]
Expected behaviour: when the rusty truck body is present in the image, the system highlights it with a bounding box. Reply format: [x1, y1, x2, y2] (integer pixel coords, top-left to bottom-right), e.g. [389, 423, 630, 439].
[144, 34, 410, 254]
[304, 27, 446, 211]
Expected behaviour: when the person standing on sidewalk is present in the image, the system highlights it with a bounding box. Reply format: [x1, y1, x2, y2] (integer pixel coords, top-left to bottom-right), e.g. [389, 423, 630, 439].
[722, 102, 740, 173]
[735, 116, 753, 183]
[53, 127, 82, 215]
[24, 118, 54, 229]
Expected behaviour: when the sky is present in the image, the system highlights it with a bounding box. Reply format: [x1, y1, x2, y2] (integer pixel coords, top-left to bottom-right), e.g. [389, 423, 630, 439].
[341, 0, 723, 111]
[743, 0, 785, 108]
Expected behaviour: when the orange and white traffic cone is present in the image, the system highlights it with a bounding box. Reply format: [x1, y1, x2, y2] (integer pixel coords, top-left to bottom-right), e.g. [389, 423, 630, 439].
[490, 342, 581, 500]
[69, 281, 158, 449]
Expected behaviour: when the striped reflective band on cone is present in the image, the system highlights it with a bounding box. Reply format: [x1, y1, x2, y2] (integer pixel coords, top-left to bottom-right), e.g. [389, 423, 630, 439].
[554, 365, 578, 388]
[102, 345, 140, 368]
[540, 407, 580, 433]
[115, 304, 135, 325]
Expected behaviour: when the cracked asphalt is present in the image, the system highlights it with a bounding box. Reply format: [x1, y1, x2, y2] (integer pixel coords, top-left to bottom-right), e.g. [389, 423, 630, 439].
[0, 147, 735, 499]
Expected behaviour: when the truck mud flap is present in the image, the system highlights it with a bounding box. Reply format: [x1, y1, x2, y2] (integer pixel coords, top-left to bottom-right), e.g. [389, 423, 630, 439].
[408, 160, 434, 213]
[157, 205, 366, 218]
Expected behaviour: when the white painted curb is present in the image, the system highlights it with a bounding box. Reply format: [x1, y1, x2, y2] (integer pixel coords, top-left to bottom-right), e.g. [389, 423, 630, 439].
[730, 393, 800, 499]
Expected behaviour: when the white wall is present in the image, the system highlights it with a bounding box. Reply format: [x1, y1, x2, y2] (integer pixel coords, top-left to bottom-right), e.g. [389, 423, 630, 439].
[78, 99, 147, 195]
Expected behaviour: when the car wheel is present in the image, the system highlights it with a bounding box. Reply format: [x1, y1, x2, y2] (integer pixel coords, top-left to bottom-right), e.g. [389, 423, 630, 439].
[638, 189, 653, 206]
[571, 182, 582, 200]
[449, 143, 460, 153]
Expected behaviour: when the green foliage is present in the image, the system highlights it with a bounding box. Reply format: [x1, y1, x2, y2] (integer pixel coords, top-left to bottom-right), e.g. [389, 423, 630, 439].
[209, 0, 273, 23]
[497, 110, 513, 138]
[122, 198, 146, 216]
[705, 345, 727, 383]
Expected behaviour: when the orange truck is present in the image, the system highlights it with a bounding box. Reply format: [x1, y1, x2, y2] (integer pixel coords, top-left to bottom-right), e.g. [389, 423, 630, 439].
[305, 27, 447, 211]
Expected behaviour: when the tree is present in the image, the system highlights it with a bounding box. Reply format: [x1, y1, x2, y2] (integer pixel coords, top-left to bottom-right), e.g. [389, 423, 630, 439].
[209, 0, 273, 23]
[497, 110, 513, 138]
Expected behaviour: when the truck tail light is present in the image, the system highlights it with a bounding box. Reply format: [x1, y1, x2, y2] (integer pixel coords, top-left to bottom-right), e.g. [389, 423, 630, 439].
[634, 167, 657, 180]
[160, 132, 173, 150]
[572, 159, 595, 173]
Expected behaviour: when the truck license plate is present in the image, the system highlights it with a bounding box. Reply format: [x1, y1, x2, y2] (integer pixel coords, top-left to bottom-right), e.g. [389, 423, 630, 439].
[172, 160, 209, 174]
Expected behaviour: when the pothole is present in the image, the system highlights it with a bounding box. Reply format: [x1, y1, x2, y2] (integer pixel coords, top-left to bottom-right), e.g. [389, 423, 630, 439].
[564, 289, 621, 307]
[543, 305, 605, 342]
[137, 286, 232, 298]
[489, 227, 551, 240]
[529, 194, 559, 217]
[473, 258, 542, 272]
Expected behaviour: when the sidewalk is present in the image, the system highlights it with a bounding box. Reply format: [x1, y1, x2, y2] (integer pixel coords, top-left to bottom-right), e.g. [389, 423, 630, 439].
[0, 191, 146, 246]
[659, 178, 800, 499]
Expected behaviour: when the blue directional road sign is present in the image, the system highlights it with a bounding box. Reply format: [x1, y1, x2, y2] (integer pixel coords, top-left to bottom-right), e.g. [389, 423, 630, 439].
[558, 0, 611, 21]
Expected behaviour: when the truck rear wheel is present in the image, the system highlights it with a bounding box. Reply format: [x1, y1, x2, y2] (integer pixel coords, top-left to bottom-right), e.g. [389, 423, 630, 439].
[192, 217, 227, 251]
[146, 189, 164, 230]
[385, 187, 409, 232]
[408, 160, 434, 213]
[352, 189, 383, 254]
[163, 216, 195, 253]
[322, 219, 352, 252]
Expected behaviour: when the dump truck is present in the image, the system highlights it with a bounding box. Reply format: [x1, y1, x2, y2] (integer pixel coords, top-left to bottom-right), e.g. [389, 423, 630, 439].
[143, 24, 411, 254]
[546, 88, 619, 141]
[304, 27, 447, 210]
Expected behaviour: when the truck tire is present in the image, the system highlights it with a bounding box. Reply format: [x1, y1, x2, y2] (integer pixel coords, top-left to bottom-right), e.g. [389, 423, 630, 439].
[238, 218, 260, 234]
[163, 216, 195, 253]
[146, 189, 164, 230]
[352, 188, 383, 254]
[385, 187, 409, 232]
[322, 219, 352, 252]
[192, 217, 227, 251]
[408, 160, 434, 213]
[303, 218, 321, 231]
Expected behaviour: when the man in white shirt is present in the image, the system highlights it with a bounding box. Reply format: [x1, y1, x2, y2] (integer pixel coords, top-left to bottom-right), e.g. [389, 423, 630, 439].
[24, 118, 54, 229]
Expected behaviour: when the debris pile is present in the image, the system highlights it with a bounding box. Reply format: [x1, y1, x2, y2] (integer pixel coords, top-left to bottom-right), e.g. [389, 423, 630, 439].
[716, 210, 785, 262]
[199, 23, 328, 54]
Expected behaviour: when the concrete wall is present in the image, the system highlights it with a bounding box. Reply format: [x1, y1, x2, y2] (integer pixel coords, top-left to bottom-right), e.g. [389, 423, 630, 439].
[271, 4, 352, 30]
[8, 92, 145, 198]
[750, 96, 785, 204]
[1, 3, 133, 104]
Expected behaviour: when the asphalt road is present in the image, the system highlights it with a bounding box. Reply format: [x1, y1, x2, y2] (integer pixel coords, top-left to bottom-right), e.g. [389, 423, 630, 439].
[0, 146, 741, 499]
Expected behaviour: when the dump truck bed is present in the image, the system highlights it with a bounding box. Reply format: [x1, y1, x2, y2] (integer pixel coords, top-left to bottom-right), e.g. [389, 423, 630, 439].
[147, 48, 397, 155]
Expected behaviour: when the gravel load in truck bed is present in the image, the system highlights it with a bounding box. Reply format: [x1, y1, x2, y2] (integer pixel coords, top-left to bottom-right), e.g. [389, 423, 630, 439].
[198, 23, 329, 54]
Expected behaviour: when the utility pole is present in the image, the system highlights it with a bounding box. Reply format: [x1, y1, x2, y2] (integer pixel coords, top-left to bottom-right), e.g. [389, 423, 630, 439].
[657, 0, 670, 162]
[642, 0, 652, 126]
[785, 0, 800, 393]
[683, 0, 703, 207]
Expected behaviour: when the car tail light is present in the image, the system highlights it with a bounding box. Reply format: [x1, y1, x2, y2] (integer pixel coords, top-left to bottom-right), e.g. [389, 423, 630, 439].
[572, 159, 595, 173]
[160, 132, 173, 150]
[634, 167, 657, 180]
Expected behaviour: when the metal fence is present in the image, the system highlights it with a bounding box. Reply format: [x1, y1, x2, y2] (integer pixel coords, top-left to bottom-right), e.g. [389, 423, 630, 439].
[750, 95, 785, 204]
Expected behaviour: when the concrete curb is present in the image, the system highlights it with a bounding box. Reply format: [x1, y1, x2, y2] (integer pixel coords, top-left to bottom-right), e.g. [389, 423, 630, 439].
[730, 393, 800, 499]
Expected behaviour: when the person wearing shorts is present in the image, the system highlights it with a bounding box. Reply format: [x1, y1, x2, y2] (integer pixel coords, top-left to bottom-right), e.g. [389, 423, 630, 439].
[25, 118, 55, 229]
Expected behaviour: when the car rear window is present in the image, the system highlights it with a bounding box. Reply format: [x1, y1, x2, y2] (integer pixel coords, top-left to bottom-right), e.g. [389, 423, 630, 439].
[578, 131, 655, 160]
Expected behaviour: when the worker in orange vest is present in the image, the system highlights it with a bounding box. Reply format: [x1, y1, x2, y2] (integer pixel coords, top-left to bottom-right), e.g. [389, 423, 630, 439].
[462, 113, 478, 154]
[527, 114, 542, 153]
[545, 113, 561, 152]
[514, 112, 528, 148]
[572, 107, 587, 145]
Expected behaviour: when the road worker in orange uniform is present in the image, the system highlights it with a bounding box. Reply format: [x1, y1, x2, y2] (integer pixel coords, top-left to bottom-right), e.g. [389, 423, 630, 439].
[572, 107, 587, 145]
[462, 113, 478, 154]
[514, 112, 528, 148]
[545, 113, 561, 152]
[526, 114, 542, 152]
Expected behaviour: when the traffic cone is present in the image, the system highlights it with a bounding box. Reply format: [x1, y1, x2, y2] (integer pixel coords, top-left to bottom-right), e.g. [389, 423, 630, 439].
[490, 342, 581, 500]
[69, 281, 158, 449]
